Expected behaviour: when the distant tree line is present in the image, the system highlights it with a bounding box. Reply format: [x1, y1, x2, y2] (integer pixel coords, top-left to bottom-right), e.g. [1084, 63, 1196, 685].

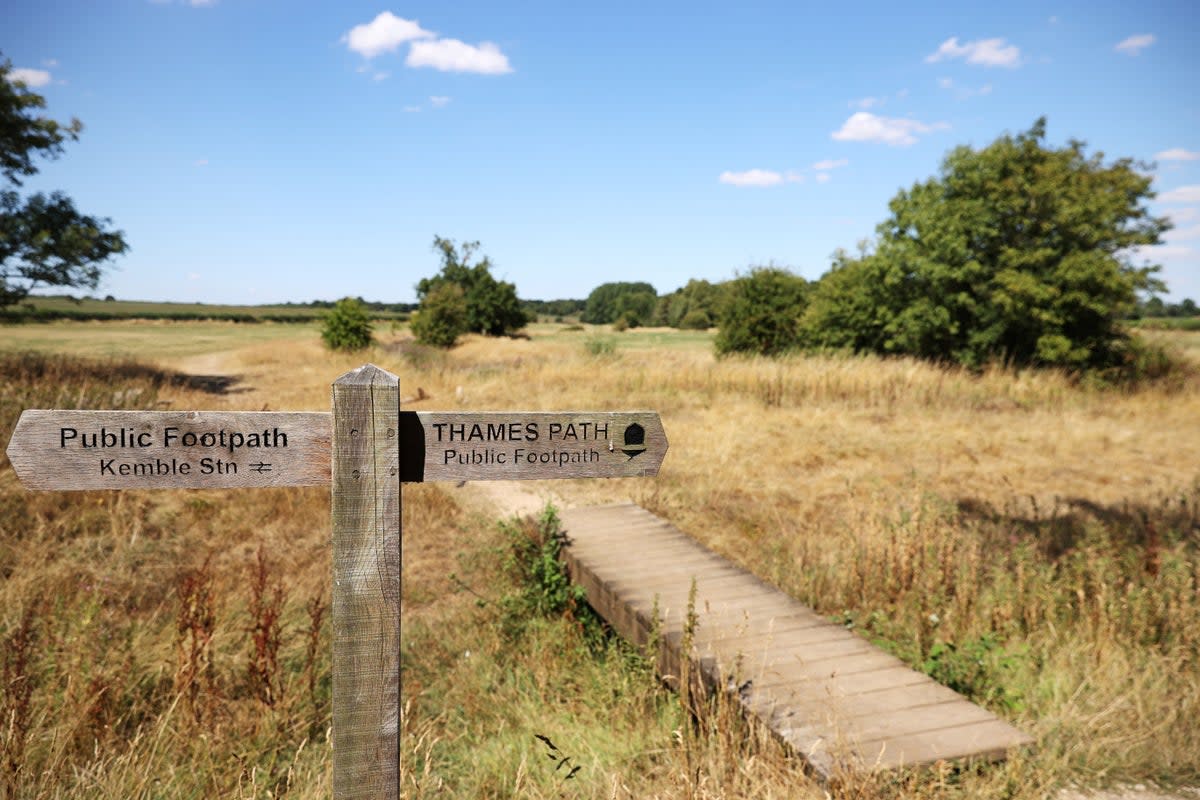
[408, 119, 1184, 378]
[1133, 296, 1199, 319]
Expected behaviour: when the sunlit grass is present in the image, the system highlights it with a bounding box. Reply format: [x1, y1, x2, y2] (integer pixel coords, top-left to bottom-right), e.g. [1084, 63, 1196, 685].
[2, 325, 1199, 797]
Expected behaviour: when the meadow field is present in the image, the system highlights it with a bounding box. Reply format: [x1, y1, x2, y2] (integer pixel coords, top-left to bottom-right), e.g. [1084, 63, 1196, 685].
[1, 319, 1199, 799]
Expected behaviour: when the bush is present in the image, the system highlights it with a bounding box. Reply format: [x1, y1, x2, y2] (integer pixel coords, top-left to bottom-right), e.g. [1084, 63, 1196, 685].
[714, 267, 809, 356]
[410, 283, 468, 348]
[581, 282, 657, 326]
[320, 297, 373, 351]
[803, 119, 1170, 371]
[678, 308, 712, 330]
[415, 237, 529, 337]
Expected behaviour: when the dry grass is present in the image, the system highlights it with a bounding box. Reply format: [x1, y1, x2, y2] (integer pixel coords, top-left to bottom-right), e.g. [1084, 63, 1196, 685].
[2, 322, 1199, 797]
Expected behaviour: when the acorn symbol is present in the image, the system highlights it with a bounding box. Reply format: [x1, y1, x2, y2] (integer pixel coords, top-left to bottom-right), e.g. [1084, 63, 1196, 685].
[621, 423, 646, 460]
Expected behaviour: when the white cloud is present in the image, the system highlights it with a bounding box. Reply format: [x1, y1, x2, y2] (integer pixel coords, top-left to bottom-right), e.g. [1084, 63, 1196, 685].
[831, 112, 949, 147]
[1168, 208, 1200, 224]
[193, 159, 208, 167]
[785, 171, 805, 183]
[812, 158, 848, 170]
[1170, 223, 1200, 240]
[925, 37, 1022, 68]
[403, 106, 422, 113]
[1049, 16, 1058, 24]
[1115, 34, 1155, 55]
[815, 173, 831, 184]
[938, 77, 954, 89]
[372, 71, 390, 82]
[344, 12, 433, 59]
[42, 58, 58, 67]
[896, 88, 909, 99]
[188, 272, 201, 281]
[1160, 185, 1200, 203]
[7, 68, 51, 87]
[719, 169, 784, 188]
[430, 95, 451, 107]
[406, 38, 512, 74]
[1130, 244, 1193, 260]
[851, 96, 882, 109]
[1156, 148, 1200, 162]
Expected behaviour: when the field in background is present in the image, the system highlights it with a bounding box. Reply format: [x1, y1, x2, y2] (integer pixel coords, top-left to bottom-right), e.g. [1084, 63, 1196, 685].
[3, 296, 410, 323]
[1, 320, 1199, 798]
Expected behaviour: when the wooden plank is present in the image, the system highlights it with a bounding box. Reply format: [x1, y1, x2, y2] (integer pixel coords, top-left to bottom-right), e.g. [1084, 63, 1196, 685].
[331, 364, 401, 800]
[558, 503, 1035, 779]
[6, 409, 331, 490]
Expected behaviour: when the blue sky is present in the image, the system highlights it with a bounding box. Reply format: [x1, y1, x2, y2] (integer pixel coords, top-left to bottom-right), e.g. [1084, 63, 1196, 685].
[5, 1, 1199, 304]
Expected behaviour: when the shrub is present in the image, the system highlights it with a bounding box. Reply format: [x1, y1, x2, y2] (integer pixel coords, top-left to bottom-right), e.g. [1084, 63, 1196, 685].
[410, 283, 468, 348]
[714, 267, 809, 356]
[415, 237, 529, 337]
[320, 297, 373, 351]
[802, 119, 1169, 371]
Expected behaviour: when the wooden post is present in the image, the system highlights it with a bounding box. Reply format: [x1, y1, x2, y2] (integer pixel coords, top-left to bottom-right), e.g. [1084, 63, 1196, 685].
[331, 364, 401, 799]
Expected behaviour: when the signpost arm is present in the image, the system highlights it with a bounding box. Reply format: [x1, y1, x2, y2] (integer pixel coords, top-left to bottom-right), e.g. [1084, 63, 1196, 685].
[331, 365, 401, 799]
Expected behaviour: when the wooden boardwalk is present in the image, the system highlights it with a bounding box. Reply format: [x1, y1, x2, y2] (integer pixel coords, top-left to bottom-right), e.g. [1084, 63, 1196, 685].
[559, 503, 1033, 778]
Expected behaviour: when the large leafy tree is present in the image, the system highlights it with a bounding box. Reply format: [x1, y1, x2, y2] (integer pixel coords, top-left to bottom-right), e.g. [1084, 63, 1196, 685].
[802, 119, 1169, 369]
[414, 236, 527, 339]
[1, 57, 127, 307]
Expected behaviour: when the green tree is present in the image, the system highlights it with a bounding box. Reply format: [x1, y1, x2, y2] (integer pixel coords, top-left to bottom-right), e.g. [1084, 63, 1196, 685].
[802, 119, 1169, 369]
[415, 237, 528, 337]
[715, 267, 809, 356]
[1, 57, 127, 307]
[410, 282, 468, 348]
[655, 278, 728, 328]
[581, 281, 657, 325]
[320, 297, 374, 351]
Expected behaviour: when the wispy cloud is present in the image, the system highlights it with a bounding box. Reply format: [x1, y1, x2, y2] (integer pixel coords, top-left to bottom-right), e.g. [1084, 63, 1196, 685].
[1155, 148, 1200, 162]
[831, 112, 949, 147]
[938, 78, 993, 99]
[1160, 185, 1200, 203]
[407, 39, 512, 74]
[812, 158, 848, 170]
[403, 106, 422, 113]
[925, 37, 1021, 68]
[1168, 208, 1200, 224]
[429, 95, 451, 107]
[193, 159, 208, 167]
[344, 12, 433, 59]
[1170, 223, 1200, 240]
[815, 173, 831, 184]
[719, 169, 784, 188]
[851, 96, 882, 110]
[6, 67, 51, 88]
[1115, 34, 1156, 56]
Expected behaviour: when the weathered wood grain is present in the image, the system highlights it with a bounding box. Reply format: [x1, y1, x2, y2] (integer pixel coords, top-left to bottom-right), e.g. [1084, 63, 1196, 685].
[6, 410, 331, 490]
[401, 411, 667, 481]
[559, 503, 1035, 779]
[331, 365, 400, 800]
[6, 409, 667, 489]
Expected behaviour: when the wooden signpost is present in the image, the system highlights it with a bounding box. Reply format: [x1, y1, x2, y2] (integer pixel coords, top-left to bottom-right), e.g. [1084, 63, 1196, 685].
[5, 363, 668, 799]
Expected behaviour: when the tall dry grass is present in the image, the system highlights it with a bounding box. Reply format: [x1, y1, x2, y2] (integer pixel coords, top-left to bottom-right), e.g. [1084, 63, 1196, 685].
[2, 324, 1199, 797]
